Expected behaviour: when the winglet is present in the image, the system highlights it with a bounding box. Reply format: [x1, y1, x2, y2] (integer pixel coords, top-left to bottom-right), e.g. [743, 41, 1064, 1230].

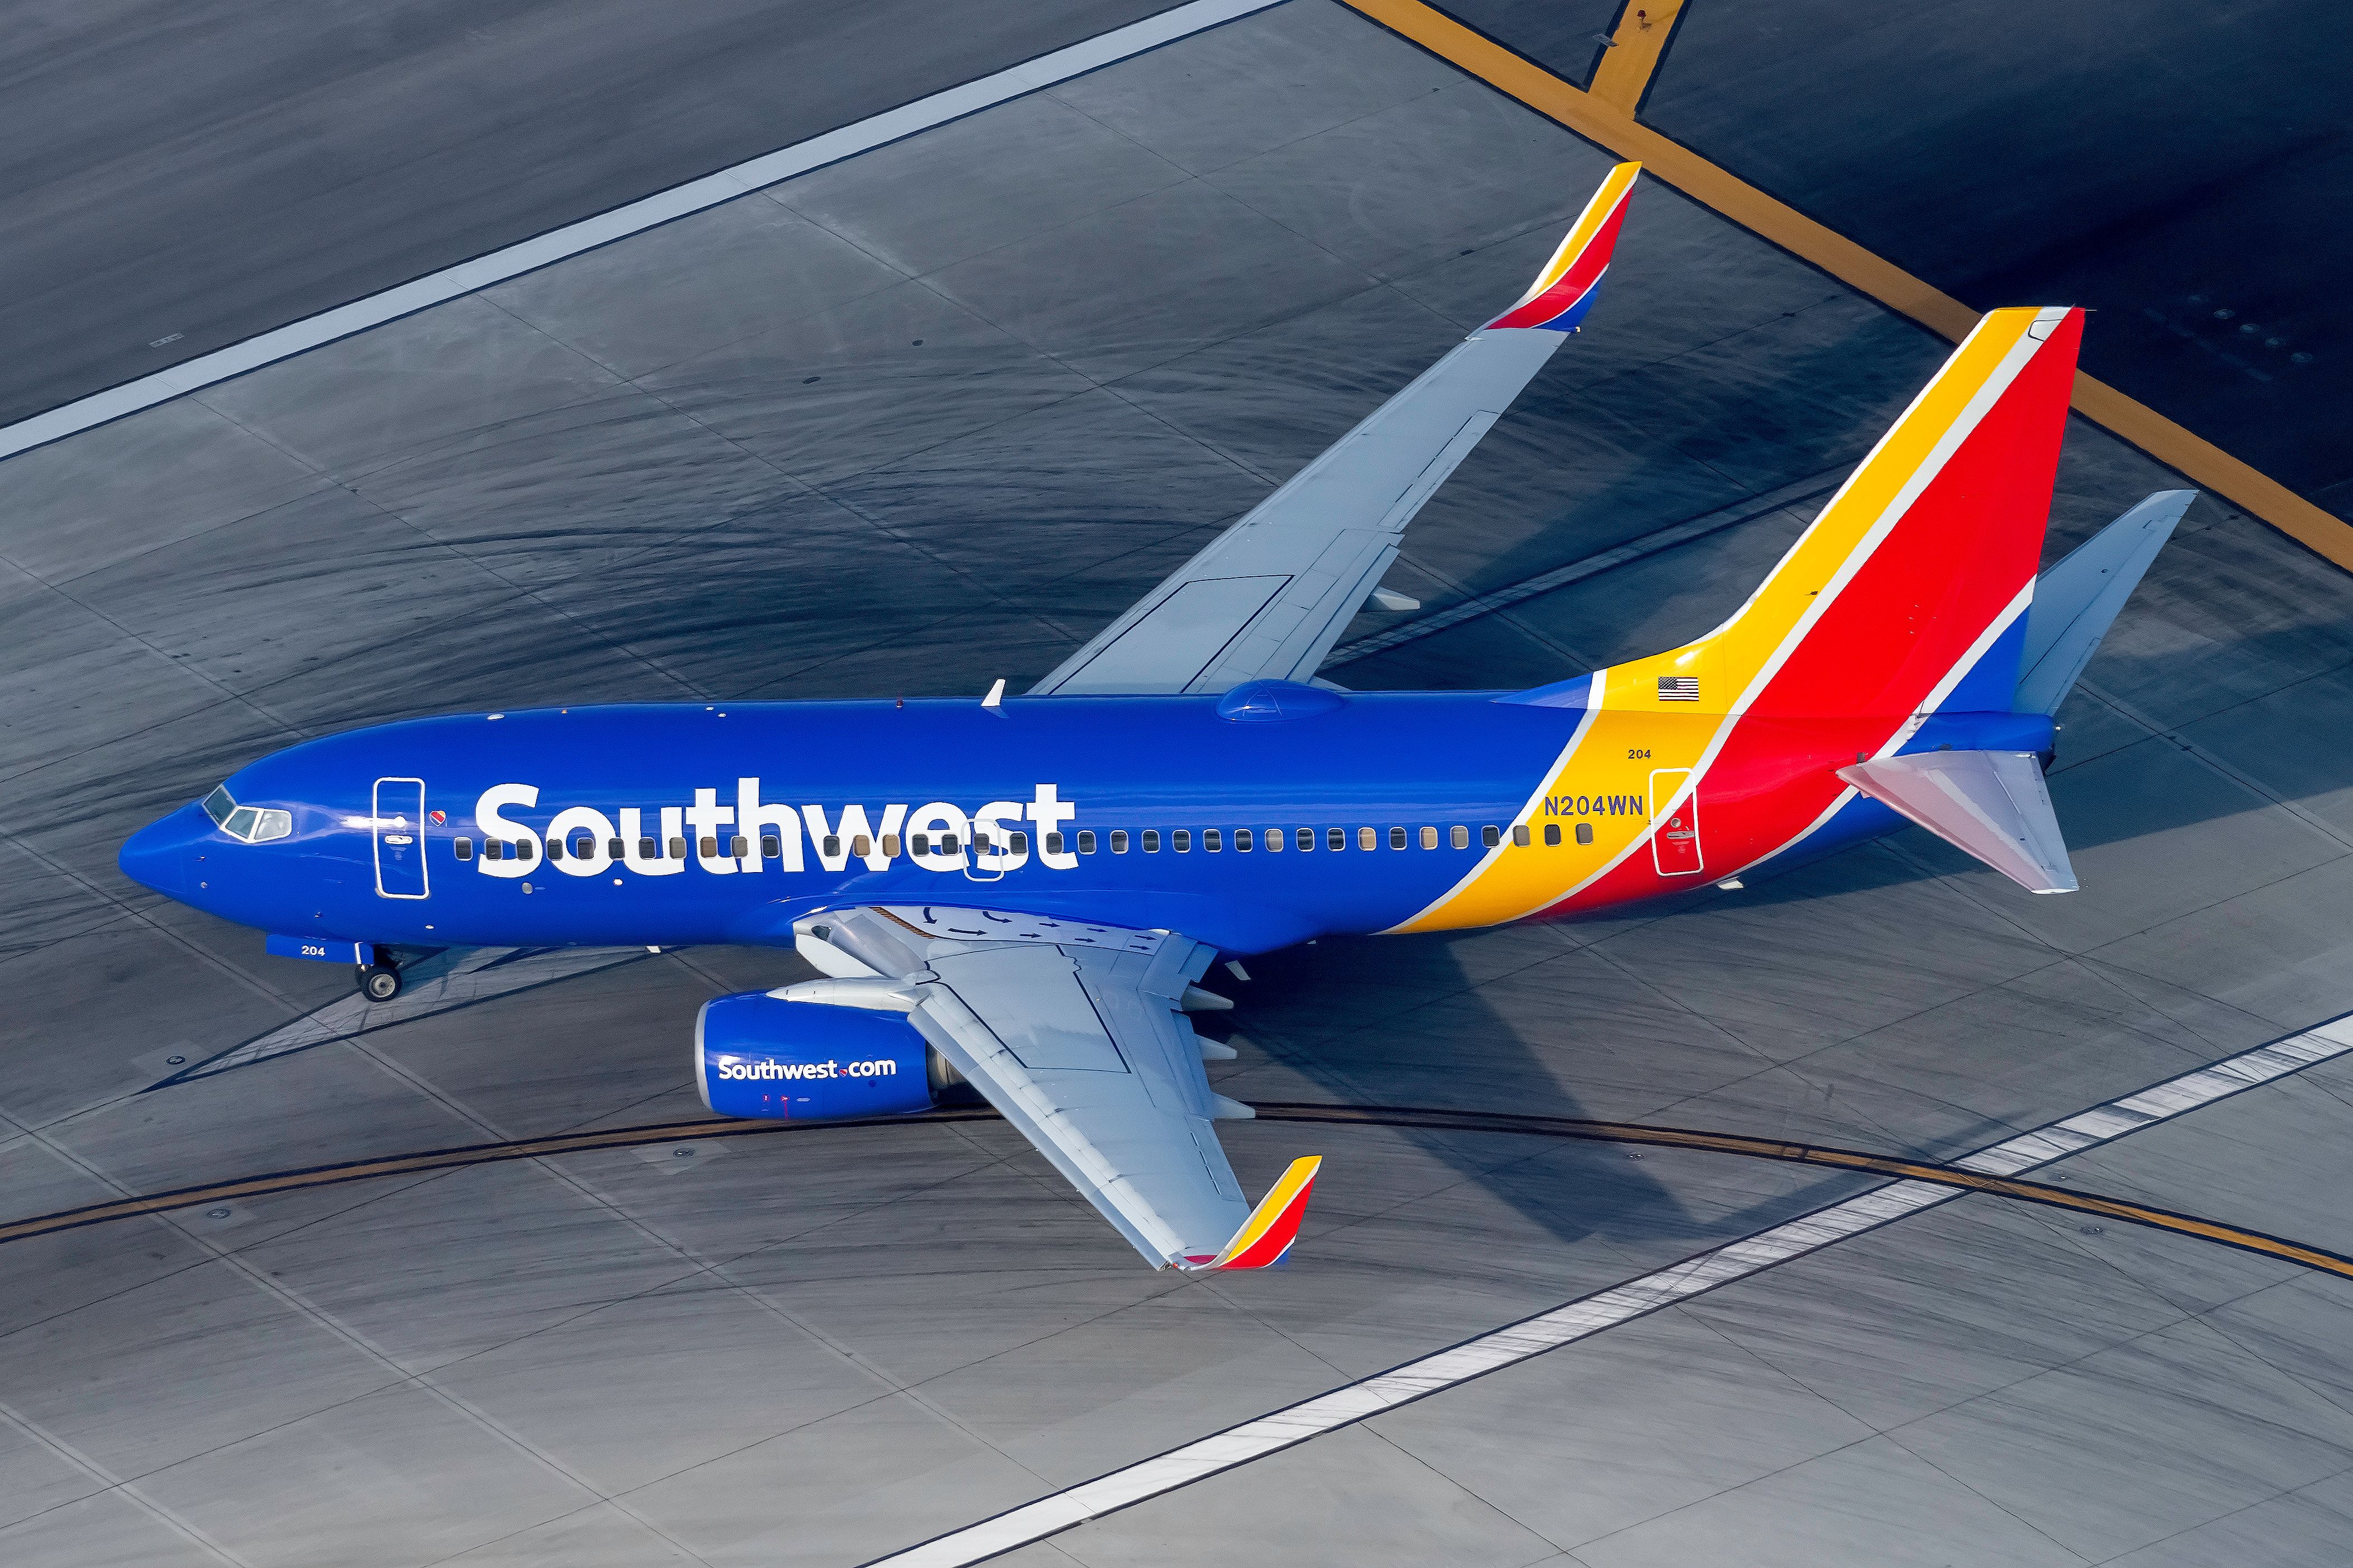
[1486, 162, 1640, 333]
[1202, 1156, 1321, 1270]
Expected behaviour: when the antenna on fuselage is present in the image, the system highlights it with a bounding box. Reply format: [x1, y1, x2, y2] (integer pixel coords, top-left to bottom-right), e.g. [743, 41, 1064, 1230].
[981, 678, 1005, 710]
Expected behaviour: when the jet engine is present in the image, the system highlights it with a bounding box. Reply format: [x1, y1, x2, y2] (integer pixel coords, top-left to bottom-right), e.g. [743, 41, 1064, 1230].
[694, 992, 951, 1120]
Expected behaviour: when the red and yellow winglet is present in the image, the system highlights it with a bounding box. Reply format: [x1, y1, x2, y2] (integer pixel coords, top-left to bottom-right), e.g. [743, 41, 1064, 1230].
[1199, 1156, 1322, 1271]
[1486, 161, 1640, 333]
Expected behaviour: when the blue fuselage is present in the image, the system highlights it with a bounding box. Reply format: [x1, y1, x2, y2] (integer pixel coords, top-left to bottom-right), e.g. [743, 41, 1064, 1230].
[120, 691, 2053, 956]
[124, 693, 1570, 954]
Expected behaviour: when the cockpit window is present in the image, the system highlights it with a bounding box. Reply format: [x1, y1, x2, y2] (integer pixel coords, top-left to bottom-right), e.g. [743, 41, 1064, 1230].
[203, 785, 293, 844]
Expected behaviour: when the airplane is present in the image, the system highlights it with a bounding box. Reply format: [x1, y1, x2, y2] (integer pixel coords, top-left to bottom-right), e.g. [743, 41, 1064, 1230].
[119, 162, 2190, 1273]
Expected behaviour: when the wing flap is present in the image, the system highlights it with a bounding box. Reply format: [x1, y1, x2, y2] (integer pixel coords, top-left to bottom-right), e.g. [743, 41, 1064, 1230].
[815, 906, 1259, 1265]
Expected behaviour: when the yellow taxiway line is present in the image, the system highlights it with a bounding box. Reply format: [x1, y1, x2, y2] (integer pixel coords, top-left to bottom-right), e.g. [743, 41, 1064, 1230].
[1339, 0, 2353, 572]
[8, 1104, 2351, 1285]
[1587, 0, 1687, 115]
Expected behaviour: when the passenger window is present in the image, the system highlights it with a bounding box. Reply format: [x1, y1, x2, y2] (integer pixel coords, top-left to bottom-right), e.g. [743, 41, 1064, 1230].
[607, 837, 625, 859]
[455, 838, 474, 861]
[975, 833, 993, 853]
[761, 835, 781, 859]
[485, 840, 504, 861]
[1543, 823, 1561, 847]
[575, 836, 596, 858]
[1077, 830, 1097, 854]
[1576, 823, 1594, 845]
[1511, 825, 1530, 847]
[1235, 829, 1253, 852]
[1295, 827, 1312, 851]
[941, 833, 960, 854]
[1481, 826, 1500, 849]
[1204, 830, 1222, 852]
[1262, 829, 1281, 853]
[851, 835, 870, 858]
[546, 838, 565, 860]
[1010, 831, 1028, 854]
[823, 835, 841, 859]
[1389, 826, 1406, 850]
[1111, 830, 1128, 853]
[1045, 832, 1064, 855]
[911, 833, 930, 856]
[1420, 826, 1439, 850]
[731, 835, 749, 858]
[1174, 830, 1192, 852]
[881, 834, 900, 857]
[1450, 826, 1470, 850]
[1142, 830, 1160, 852]
[1329, 827, 1346, 851]
[698, 837, 717, 858]
[639, 837, 657, 860]
[1361, 827, 1378, 851]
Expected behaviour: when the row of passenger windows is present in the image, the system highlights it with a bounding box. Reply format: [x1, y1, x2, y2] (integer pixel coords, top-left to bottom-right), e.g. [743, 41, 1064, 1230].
[446, 820, 1601, 863]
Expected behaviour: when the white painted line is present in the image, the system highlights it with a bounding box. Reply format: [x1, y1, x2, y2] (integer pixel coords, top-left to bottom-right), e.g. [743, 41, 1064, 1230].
[867, 1010, 2353, 1567]
[0, 0, 1283, 465]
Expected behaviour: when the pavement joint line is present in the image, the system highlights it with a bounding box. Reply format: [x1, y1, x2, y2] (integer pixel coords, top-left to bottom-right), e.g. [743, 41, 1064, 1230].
[0, 0, 1283, 466]
[1335, 0, 2353, 574]
[852, 1008, 2353, 1566]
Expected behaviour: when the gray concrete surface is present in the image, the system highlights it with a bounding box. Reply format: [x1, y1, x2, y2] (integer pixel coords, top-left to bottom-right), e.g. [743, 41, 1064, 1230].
[4, 4, 2353, 1564]
[0, 0, 1180, 429]
[1629, 0, 2353, 517]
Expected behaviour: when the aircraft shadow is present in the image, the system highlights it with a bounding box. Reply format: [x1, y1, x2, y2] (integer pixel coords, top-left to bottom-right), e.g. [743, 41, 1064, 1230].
[1210, 929, 1877, 1258]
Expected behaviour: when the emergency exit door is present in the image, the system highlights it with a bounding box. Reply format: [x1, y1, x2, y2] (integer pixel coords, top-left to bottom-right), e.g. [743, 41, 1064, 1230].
[1648, 769, 1703, 877]
[373, 776, 429, 899]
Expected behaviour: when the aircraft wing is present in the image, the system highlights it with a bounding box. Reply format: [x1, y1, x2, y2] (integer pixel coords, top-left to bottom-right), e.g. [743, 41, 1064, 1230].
[1030, 162, 1641, 697]
[780, 905, 1318, 1270]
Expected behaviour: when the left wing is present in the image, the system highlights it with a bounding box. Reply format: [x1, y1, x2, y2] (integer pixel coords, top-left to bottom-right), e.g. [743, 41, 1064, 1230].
[781, 906, 1317, 1269]
[1030, 162, 1641, 697]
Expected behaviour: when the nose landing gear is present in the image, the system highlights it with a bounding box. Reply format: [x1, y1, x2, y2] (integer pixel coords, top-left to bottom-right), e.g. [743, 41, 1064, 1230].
[358, 961, 402, 1002]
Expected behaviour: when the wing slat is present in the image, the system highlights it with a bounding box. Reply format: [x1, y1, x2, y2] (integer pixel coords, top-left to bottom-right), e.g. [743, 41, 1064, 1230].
[1031, 164, 1640, 697]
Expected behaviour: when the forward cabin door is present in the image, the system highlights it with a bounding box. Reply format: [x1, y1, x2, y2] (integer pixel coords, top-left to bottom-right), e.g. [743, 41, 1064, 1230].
[1648, 768, 1703, 877]
[373, 776, 429, 899]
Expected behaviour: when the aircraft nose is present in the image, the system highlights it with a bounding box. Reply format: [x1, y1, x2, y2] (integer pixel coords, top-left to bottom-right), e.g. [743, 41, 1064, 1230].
[119, 803, 208, 898]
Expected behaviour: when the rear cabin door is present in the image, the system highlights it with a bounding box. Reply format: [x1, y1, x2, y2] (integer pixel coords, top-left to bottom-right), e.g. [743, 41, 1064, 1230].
[373, 776, 429, 899]
[1648, 768, 1703, 877]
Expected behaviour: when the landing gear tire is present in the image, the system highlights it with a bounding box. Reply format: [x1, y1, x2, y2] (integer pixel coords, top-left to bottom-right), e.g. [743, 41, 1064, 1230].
[359, 963, 401, 1002]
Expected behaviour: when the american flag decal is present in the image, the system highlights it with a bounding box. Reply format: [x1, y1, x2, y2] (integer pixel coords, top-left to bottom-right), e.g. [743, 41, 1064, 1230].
[1657, 675, 1699, 702]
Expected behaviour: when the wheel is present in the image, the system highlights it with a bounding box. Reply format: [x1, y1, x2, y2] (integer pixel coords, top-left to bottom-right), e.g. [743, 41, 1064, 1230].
[359, 963, 401, 1002]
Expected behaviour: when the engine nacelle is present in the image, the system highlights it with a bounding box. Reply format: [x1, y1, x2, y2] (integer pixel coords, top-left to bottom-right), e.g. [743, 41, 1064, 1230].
[695, 992, 935, 1121]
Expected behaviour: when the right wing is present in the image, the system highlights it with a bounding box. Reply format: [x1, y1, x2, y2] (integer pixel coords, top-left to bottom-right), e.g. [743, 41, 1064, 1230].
[1030, 162, 1642, 697]
[782, 905, 1317, 1269]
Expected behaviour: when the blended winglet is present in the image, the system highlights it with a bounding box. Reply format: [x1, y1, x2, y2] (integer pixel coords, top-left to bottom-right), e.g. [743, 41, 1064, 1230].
[1486, 162, 1640, 333]
[1199, 1156, 1322, 1270]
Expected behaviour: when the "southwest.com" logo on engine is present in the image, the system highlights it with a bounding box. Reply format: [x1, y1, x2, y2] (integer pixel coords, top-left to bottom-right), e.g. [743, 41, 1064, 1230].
[714, 1058, 900, 1081]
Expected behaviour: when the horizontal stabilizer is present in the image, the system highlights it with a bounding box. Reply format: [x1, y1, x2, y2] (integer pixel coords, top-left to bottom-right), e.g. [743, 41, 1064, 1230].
[2014, 490, 2191, 714]
[1197, 1155, 1321, 1271]
[1837, 751, 2077, 894]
